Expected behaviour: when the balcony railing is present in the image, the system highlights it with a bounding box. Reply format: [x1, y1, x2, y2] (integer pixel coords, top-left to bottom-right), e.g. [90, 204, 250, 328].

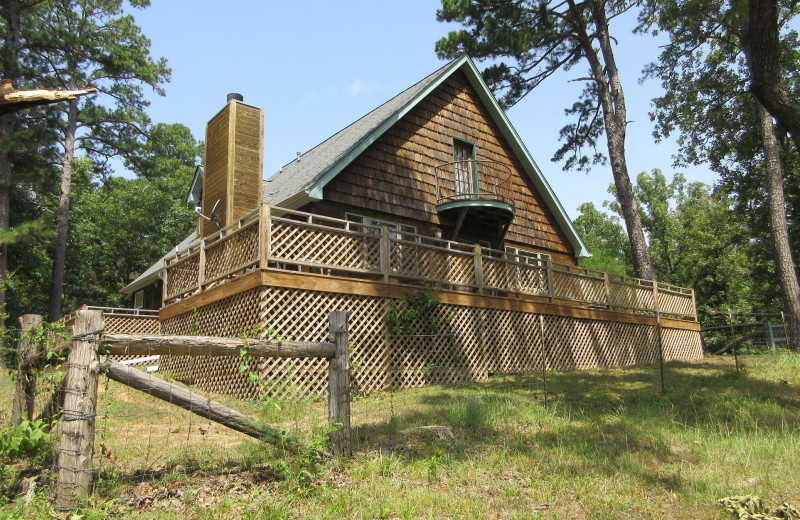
[434, 160, 514, 207]
[163, 204, 697, 321]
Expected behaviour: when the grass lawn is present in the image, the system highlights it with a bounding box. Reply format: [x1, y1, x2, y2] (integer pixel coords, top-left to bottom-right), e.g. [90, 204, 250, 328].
[1, 352, 799, 519]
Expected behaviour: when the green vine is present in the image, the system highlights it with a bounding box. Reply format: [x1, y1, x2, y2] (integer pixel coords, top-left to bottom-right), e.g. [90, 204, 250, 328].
[386, 285, 444, 335]
[238, 325, 286, 398]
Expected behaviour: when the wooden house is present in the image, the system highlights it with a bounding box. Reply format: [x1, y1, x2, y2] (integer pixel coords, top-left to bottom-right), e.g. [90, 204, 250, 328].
[122, 56, 702, 399]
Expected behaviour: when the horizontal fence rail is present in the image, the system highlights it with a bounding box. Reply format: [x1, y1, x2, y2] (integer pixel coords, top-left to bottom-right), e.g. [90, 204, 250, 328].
[162, 204, 697, 320]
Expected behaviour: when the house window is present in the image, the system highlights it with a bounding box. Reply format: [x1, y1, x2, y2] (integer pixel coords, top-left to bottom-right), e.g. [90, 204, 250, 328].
[504, 246, 551, 266]
[453, 138, 476, 198]
[134, 290, 144, 309]
[345, 214, 417, 242]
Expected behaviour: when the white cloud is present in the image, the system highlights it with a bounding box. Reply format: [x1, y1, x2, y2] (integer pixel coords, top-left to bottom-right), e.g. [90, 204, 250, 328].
[345, 80, 378, 97]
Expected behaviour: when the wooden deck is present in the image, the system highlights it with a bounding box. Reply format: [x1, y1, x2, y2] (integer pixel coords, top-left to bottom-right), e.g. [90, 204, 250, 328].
[162, 203, 697, 324]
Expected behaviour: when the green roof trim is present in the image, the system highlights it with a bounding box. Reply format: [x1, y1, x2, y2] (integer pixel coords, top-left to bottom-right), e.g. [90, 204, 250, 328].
[436, 199, 514, 215]
[304, 56, 590, 259]
[306, 57, 466, 201]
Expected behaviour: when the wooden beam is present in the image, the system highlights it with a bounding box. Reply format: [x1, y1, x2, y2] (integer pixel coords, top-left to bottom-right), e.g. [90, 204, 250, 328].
[98, 333, 336, 359]
[100, 357, 296, 449]
[160, 270, 261, 320]
[161, 268, 699, 333]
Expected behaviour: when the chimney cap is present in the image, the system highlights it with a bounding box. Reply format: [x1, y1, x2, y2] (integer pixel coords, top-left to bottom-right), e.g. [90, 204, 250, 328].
[227, 92, 244, 104]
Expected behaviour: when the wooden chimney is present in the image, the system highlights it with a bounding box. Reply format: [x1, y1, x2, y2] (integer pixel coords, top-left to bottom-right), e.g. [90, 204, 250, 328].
[201, 94, 264, 237]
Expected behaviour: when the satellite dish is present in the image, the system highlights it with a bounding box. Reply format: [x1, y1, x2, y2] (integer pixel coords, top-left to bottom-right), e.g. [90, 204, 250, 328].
[195, 199, 221, 229]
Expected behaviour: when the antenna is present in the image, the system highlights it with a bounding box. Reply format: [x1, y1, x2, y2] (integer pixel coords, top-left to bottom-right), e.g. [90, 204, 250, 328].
[195, 199, 222, 229]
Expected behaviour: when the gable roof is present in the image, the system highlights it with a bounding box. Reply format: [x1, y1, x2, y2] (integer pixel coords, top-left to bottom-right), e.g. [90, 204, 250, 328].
[124, 56, 590, 295]
[262, 55, 589, 258]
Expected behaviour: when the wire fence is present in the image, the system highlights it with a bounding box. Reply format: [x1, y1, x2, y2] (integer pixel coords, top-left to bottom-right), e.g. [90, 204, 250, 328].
[0, 307, 794, 513]
[700, 311, 794, 355]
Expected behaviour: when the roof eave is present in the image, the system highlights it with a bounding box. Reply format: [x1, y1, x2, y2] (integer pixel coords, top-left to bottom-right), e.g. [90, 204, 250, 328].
[304, 56, 470, 202]
[121, 265, 163, 295]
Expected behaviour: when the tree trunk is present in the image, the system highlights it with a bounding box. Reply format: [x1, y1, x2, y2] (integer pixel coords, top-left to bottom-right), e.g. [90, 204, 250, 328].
[0, 0, 22, 316]
[756, 102, 800, 346]
[568, 0, 655, 280]
[748, 0, 800, 155]
[48, 98, 79, 322]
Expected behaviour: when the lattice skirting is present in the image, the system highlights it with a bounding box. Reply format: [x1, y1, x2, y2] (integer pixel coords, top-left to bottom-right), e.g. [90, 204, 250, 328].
[159, 287, 704, 400]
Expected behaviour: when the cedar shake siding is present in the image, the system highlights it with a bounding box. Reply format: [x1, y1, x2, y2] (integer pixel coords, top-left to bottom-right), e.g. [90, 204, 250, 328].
[321, 70, 574, 258]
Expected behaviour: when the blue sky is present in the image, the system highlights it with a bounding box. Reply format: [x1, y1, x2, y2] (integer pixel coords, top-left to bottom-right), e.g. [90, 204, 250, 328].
[128, 0, 716, 220]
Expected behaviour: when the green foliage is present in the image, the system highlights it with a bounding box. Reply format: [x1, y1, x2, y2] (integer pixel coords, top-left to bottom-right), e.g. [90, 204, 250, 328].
[0, 419, 51, 461]
[573, 201, 634, 276]
[581, 170, 762, 321]
[386, 285, 443, 335]
[436, 0, 634, 172]
[638, 0, 800, 316]
[238, 326, 289, 394]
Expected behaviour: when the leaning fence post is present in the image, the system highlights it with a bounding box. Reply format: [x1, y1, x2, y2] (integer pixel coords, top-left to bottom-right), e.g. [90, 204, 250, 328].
[55, 309, 103, 511]
[11, 314, 43, 425]
[327, 311, 351, 456]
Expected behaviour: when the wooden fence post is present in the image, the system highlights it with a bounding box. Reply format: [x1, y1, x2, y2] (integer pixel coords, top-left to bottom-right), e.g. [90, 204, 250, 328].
[11, 314, 43, 425]
[328, 311, 351, 456]
[55, 309, 103, 511]
[546, 259, 555, 302]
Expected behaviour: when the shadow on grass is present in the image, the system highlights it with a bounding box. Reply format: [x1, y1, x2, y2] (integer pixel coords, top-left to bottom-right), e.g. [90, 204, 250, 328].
[350, 355, 800, 495]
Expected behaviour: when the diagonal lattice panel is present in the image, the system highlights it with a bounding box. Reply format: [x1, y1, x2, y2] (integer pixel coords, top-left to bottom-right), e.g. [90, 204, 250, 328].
[271, 221, 381, 272]
[204, 223, 259, 281]
[609, 281, 655, 313]
[165, 254, 199, 300]
[482, 259, 548, 295]
[390, 241, 475, 285]
[657, 290, 696, 319]
[157, 283, 702, 401]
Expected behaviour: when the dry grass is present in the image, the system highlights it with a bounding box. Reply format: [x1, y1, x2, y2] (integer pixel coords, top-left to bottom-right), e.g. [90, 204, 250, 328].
[2, 353, 800, 519]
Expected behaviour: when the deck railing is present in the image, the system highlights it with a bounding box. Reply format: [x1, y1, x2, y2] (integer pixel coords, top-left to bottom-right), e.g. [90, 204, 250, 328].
[163, 204, 697, 320]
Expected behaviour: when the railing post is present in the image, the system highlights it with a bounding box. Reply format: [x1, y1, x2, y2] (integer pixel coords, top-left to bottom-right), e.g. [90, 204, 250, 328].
[603, 272, 612, 311]
[652, 279, 659, 317]
[11, 314, 43, 425]
[327, 311, 351, 456]
[161, 263, 168, 308]
[546, 259, 555, 302]
[55, 309, 103, 511]
[259, 203, 271, 270]
[473, 244, 484, 295]
[380, 226, 390, 283]
[197, 238, 206, 292]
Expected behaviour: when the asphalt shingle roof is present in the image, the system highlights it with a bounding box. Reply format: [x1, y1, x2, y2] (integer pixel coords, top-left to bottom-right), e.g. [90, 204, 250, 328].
[261, 59, 459, 205]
